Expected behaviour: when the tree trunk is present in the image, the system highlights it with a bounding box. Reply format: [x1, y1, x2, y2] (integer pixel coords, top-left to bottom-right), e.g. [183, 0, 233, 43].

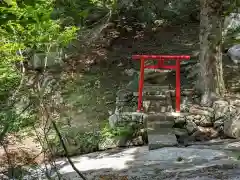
[199, 0, 225, 106]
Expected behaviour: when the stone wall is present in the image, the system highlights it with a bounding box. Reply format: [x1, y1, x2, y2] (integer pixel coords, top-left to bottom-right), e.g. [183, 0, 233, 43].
[110, 85, 240, 147]
[174, 97, 240, 144]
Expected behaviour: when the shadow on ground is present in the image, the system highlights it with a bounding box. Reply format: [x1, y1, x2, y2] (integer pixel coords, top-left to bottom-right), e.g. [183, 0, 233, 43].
[34, 145, 240, 180]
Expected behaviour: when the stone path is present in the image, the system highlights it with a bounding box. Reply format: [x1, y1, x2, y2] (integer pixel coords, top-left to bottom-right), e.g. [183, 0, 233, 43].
[21, 144, 240, 180]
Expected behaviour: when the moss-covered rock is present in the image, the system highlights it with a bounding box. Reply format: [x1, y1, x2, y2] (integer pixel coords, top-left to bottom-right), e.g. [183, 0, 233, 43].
[47, 122, 147, 157]
[48, 129, 100, 157]
[98, 136, 128, 150]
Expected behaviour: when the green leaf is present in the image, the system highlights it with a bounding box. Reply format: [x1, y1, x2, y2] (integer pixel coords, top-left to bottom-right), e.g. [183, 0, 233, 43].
[78, 9, 89, 18]
[3, 0, 13, 5]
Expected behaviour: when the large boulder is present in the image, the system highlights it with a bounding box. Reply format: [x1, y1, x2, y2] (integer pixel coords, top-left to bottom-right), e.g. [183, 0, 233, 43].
[32, 51, 63, 69]
[192, 126, 219, 141]
[227, 44, 240, 64]
[224, 13, 240, 29]
[224, 112, 240, 138]
[223, 13, 240, 54]
[213, 100, 230, 120]
[189, 105, 214, 118]
[223, 13, 240, 40]
[98, 136, 128, 150]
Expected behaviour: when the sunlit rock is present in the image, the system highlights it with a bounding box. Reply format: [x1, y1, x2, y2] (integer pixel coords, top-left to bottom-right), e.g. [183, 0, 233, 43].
[227, 44, 240, 64]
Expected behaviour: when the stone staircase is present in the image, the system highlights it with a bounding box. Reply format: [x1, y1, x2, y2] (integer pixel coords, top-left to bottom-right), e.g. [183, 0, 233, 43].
[114, 68, 197, 150]
[136, 84, 179, 150]
[147, 113, 177, 150]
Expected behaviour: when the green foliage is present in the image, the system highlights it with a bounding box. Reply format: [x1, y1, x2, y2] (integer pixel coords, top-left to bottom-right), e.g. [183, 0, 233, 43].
[0, 61, 19, 101]
[53, 0, 112, 26]
[47, 121, 136, 156]
[223, 0, 240, 16]
[0, 0, 78, 55]
[48, 127, 100, 156]
[0, 109, 35, 133]
[224, 26, 240, 46]
[100, 123, 134, 138]
[0, 0, 78, 136]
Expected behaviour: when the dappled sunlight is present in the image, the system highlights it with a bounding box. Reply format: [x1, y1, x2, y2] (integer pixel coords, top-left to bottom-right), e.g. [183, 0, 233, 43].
[141, 147, 227, 162]
[52, 147, 140, 174]
[165, 159, 235, 173]
[25, 146, 240, 179]
[54, 147, 228, 173]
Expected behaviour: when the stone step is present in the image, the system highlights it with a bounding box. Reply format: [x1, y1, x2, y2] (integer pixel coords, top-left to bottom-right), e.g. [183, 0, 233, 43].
[148, 134, 177, 150]
[144, 85, 171, 93]
[147, 115, 175, 134]
[144, 69, 172, 74]
[148, 128, 176, 136]
[133, 87, 195, 97]
[147, 111, 178, 150]
[147, 114, 175, 137]
[170, 89, 196, 97]
[143, 94, 168, 100]
[147, 119, 174, 129]
[146, 113, 176, 122]
[132, 85, 171, 97]
[142, 100, 173, 113]
[147, 126, 175, 135]
[147, 105, 173, 113]
[114, 112, 190, 124]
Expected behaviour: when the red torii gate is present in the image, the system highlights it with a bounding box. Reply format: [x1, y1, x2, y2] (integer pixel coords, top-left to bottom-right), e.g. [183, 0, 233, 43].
[132, 55, 190, 113]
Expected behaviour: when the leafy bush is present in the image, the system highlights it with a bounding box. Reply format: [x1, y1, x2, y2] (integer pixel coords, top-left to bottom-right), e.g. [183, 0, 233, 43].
[100, 123, 134, 138]
[0, 0, 78, 135]
[48, 127, 100, 156]
[46, 121, 137, 156]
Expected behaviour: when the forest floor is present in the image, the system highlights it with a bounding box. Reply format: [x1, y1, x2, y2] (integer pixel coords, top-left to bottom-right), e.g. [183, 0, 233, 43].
[0, 22, 240, 177]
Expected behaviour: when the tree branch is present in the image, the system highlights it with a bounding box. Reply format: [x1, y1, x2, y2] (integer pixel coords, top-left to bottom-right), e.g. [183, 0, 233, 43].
[0, 102, 32, 142]
[51, 120, 87, 180]
[0, 138, 14, 177]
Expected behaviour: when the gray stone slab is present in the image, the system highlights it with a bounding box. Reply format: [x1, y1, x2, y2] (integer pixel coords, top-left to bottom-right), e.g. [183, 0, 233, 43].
[147, 99, 168, 107]
[142, 99, 172, 112]
[148, 104, 173, 113]
[147, 113, 175, 122]
[148, 134, 177, 150]
[147, 120, 174, 129]
[143, 85, 171, 93]
[147, 127, 175, 135]
[144, 94, 168, 100]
